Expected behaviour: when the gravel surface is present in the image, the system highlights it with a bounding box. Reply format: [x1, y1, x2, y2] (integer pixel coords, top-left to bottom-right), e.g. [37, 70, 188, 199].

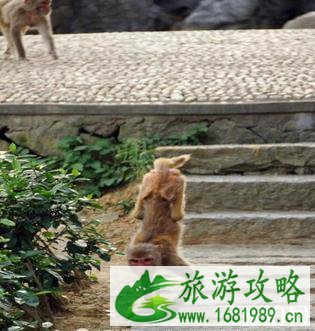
[0, 30, 314, 105]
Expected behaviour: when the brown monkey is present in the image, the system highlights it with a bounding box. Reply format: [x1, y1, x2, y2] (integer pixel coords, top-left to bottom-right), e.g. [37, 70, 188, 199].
[127, 155, 190, 266]
[127, 238, 189, 266]
[127, 243, 162, 266]
[0, 0, 57, 59]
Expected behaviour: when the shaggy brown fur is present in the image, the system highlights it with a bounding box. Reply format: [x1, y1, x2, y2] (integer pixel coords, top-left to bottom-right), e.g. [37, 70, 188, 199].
[128, 155, 190, 266]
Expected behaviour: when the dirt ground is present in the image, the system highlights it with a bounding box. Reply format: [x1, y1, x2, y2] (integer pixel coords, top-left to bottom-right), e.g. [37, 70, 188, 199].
[54, 183, 140, 331]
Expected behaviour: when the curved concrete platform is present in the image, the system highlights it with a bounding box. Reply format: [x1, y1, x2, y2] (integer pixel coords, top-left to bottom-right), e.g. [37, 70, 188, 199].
[0, 30, 315, 109]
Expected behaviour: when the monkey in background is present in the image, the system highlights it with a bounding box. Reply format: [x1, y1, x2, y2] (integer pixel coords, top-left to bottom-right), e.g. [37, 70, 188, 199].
[0, 0, 57, 59]
[127, 155, 191, 266]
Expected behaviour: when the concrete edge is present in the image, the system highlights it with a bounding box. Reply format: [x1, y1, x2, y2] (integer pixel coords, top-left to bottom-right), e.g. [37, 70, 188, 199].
[155, 143, 315, 150]
[0, 100, 315, 116]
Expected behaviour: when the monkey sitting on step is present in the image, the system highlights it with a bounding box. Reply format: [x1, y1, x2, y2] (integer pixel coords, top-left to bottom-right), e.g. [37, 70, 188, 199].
[127, 155, 190, 266]
[0, 0, 57, 59]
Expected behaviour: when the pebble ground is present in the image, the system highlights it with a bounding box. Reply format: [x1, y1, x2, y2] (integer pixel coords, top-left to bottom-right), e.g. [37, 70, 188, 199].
[0, 30, 314, 105]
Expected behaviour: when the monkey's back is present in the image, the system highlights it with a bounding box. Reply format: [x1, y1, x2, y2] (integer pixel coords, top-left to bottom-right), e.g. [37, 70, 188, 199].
[133, 194, 182, 245]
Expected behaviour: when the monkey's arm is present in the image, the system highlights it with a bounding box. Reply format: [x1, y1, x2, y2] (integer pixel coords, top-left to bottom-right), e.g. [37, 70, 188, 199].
[170, 179, 185, 221]
[132, 174, 152, 219]
[132, 189, 144, 219]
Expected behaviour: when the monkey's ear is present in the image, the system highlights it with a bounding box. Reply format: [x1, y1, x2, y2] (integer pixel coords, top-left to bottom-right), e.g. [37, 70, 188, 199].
[171, 154, 191, 169]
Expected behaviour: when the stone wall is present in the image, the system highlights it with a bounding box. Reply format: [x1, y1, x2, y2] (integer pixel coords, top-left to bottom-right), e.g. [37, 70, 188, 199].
[51, 0, 315, 33]
[1, 112, 314, 155]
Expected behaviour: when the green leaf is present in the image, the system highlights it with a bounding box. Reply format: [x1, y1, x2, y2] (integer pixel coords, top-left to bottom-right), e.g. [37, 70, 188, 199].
[72, 163, 84, 171]
[0, 236, 10, 243]
[9, 143, 17, 153]
[8, 327, 23, 331]
[14, 289, 40, 307]
[72, 168, 81, 177]
[0, 218, 16, 227]
[45, 269, 63, 282]
[100, 177, 116, 187]
[42, 231, 54, 240]
[21, 250, 42, 259]
[12, 158, 22, 171]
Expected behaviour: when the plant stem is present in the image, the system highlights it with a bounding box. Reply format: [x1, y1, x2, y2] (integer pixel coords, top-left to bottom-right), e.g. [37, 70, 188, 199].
[25, 260, 55, 322]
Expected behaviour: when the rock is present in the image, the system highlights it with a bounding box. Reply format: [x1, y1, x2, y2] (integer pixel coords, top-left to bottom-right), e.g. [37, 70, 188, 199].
[3, 116, 80, 156]
[207, 119, 263, 144]
[82, 120, 123, 138]
[118, 117, 207, 140]
[177, 0, 314, 30]
[79, 133, 98, 146]
[51, 0, 315, 32]
[283, 11, 315, 29]
[177, 0, 258, 30]
[52, 0, 166, 33]
[170, 92, 184, 101]
[155, 0, 201, 19]
[0, 140, 9, 151]
[51, 5, 74, 33]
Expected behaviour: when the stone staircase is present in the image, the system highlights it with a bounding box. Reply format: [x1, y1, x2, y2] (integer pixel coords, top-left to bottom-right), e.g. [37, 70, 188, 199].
[156, 143, 315, 328]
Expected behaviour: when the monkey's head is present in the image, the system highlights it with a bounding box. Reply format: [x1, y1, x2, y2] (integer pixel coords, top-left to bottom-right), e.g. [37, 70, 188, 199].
[127, 243, 162, 266]
[24, 0, 51, 14]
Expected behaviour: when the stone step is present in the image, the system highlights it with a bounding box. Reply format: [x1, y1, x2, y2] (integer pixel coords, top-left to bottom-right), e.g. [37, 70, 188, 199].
[183, 211, 315, 245]
[182, 244, 315, 269]
[186, 175, 315, 212]
[132, 244, 315, 331]
[183, 244, 315, 321]
[156, 143, 315, 175]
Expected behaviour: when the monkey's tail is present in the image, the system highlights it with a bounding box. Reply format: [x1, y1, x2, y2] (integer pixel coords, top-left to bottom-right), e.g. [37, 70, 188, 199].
[154, 154, 190, 171]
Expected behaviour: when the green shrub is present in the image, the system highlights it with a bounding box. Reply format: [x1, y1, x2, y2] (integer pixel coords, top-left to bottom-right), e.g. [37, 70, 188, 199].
[58, 123, 208, 196]
[0, 146, 116, 330]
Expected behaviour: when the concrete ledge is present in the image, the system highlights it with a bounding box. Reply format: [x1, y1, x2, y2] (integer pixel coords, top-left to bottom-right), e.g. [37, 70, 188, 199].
[1, 100, 315, 116]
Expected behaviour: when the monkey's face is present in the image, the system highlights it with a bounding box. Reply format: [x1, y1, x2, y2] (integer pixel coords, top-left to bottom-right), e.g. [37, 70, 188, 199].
[127, 243, 162, 266]
[39, 0, 51, 14]
[24, 0, 51, 14]
[129, 256, 155, 266]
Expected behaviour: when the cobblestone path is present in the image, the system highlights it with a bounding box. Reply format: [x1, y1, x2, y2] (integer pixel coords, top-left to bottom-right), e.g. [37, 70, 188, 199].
[0, 30, 314, 105]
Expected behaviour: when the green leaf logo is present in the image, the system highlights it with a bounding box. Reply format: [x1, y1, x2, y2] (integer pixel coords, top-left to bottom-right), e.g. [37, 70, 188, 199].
[115, 270, 178, 323]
